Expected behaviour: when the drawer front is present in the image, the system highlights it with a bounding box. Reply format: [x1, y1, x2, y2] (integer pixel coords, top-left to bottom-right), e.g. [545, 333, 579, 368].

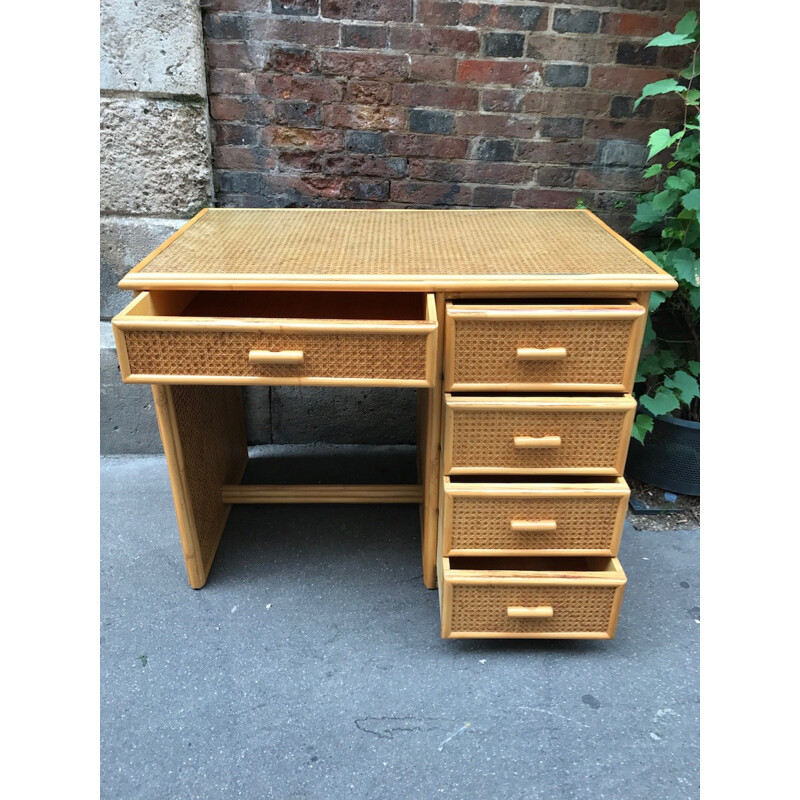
[445, 302, 645, 392]
[444, 396, 637, 475]
[443, 478, 629, 556]
[441, 557, 626, 639]
[113, 292, 437, 387]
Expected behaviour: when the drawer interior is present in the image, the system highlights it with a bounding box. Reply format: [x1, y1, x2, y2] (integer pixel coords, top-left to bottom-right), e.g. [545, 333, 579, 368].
[126, 290, 430, 322]
[448, 556, 616, 573]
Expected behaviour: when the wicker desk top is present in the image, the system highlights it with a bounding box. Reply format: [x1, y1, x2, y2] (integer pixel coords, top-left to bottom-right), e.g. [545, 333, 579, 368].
[120, 208, 676, 292]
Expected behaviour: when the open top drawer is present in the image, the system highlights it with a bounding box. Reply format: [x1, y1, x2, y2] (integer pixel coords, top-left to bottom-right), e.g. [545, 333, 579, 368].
[439, 555, 626, 639]
[112, 291, 438, 386]
[445, 299, 646, 392]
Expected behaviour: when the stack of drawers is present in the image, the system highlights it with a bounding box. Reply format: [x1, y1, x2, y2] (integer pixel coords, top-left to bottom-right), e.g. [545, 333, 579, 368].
[437, 298, 647, 639]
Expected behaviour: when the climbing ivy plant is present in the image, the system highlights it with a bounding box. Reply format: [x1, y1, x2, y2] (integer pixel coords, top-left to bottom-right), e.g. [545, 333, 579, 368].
[629, 10, 700, 443]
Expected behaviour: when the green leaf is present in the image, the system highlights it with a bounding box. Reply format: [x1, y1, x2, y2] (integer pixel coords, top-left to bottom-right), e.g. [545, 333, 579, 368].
[642, 318, 656, 348]
[649, 290, 668, 312]
[631, 201, 664, 231]
[635, 79, 681, 110]
[674, 134, 700, 163]
[685, 88, 700, 106]
[665, 174, 692, 192]
[680, 52, 700, 80]
[652, 189, 680, 211]
[643, 163, 663, 178]
[664, 370, 700, 404]
[631, 414, 654, 444]
[646, 31, 696, 48]
[671, 247, 699, 286]
[687, 284, 700, 309]
[688, 361, 700, 377]
[681, 188, 700, 212]
[647, 128, 682, 159]
[675, 10, 699, 37]
[636, 353, 662, 382]
[639, 387, 682, 417]
[678, 168, 696, 187]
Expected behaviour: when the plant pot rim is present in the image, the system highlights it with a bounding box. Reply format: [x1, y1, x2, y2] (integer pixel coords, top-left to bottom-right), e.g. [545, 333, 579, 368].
[639, 407, 700, 430]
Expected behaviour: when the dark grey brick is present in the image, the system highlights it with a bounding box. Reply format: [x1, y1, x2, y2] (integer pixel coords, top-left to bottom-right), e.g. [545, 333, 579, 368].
[553, 9, 600, 34]
[472, 186, 514, 206]
[541, 116, 584, 139]
[203, 13, 249, 40]
[217, 170, 262, 195]
[544, 64, 589, 88]
[348, 180, 390, 200]
[272, 0, 320, 15]
[617, 42, 658, 66]
[597, 139, 648, 169]
[621, 0, 667, 10]
[481, 33, 525, 58]
[470, 138, 515, 162]
[342, 24, 388, 49]
[610, 96, 653, 118]
[275, 100, 321, 128]
[346, 130, 386, 154]
[409, 109, 454, 135]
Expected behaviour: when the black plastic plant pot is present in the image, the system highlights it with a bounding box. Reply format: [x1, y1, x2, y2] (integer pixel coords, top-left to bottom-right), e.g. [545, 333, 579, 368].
[625, 413, 700, 496]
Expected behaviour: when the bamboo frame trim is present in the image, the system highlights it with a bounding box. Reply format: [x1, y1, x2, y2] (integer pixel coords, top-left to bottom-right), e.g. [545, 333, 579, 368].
[446, 302, 646, 321]
[122, 375, 433, 388]
[445, 394, 637, 411]
[442, 476, 630, 498]
[220, 484, 423, 504]
[442, 556, 627, 586]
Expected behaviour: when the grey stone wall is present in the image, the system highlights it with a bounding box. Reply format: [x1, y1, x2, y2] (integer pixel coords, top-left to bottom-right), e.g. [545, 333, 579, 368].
[100, 0, 213, 454]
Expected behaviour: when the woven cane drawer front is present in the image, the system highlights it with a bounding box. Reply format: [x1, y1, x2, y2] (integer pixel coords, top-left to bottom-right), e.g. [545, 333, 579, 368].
[444, 396, 637, 475]
[113, 291, 437, 386]
[445, 302, 645, 392]
[443, 478, 629, 556]
[441, 556, 626, 639]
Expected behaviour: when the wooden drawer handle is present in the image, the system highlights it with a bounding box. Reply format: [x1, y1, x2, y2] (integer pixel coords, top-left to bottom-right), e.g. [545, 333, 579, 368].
[516, 347, 567, 360]
[513, 435, 561, 449]
[249, 350, 305, 365]
[510, 520, 557, 532]
[507, 606, 554, 619]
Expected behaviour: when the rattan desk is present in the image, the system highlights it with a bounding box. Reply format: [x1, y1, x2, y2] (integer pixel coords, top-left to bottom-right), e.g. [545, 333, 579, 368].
[112, 208, 675, 639]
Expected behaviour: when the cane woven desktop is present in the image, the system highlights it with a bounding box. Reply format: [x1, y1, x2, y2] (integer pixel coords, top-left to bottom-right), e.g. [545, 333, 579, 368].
[113, 208, 675, 640]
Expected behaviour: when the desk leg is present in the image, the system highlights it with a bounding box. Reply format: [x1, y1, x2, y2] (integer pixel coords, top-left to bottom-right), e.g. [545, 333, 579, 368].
[152, 384, 248, 589]
[419, 293, 445, 589]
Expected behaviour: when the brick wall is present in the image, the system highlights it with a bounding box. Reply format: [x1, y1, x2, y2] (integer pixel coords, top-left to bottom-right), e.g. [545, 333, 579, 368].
[201, 0, 697, 232]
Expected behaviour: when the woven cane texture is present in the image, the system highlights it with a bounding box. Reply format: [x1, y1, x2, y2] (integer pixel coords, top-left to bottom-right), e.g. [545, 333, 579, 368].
[124, 330, 428, 381]
[450, 318, 633, 388]
[449, 409, 628, 472]
[450, 584, 618, 634]
[170, 385, 246, 573]
[139, 209, 658, 278]
[448, 495, 623, 553]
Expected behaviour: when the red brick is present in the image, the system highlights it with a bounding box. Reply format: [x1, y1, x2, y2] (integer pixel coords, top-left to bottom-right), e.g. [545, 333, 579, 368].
[323, 104, 408, 130]
[591, 66, 673, 93]
[602, 13, 670, 37]
[523, 90, 610, 117]
[320, 51, 409, 82]
[342, 24, 388, 49]
[385, 133, 469, 158]
[345, 81, 393, 105]
[254, 74, 274, 97]
[514, 188, 583, 208]
[583, 117, 662, 140]
[408, 55, 456, 82]
[268, 126, 345, 150]
[391, 83, 479, 111]
[208, 69, 256, 96]
[273, 75, 344, 102]
[390, 182, 472, 205]
[526, 34, 616, 64]
[209, 96, 249, 121]
[455, 113, 537, 139]
[300, 175, 348, 199]
[270, 47, 318, 74]
[321, 0, 413, 22]
[409, 159, 533, 184]
[251, 17, 340, 46]
[537, 165, 576, 188]
[416, 0, 460, 26]
[206, 41, 257, 69]
[650, 94, 686, 122]
[456, 60, 542, 86]
[481, 89, 523, 113]
[214, 146, 257, 170]
[215, 123, 260, 147]
[390, 26, 480, 56]
[517, 140, 596, 165]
